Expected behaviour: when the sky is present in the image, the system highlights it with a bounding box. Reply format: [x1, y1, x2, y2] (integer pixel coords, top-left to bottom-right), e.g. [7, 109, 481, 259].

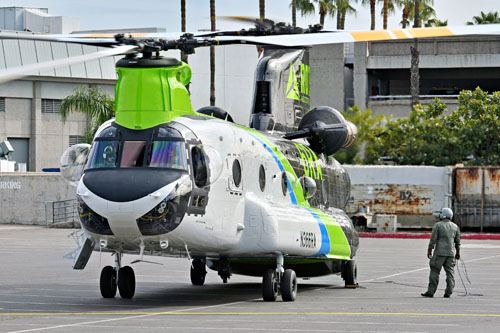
[0, 0, 497, 33]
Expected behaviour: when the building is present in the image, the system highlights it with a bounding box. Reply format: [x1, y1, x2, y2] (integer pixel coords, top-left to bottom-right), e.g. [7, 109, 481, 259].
[350, 36, 500, 118]
[0, 7, 79, 34]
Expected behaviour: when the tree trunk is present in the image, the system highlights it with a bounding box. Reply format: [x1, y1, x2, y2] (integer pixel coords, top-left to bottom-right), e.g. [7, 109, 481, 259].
[321, 13, 326, 27]
[383, 0, 388, 29]
[370, 0, 375, 30]
[259, 0, 265, 19]
[414, 0, 421, 28]
[336, 9, 341, 29]
[292, 0, 296, 27]
[410, 0, 421, 109]
[210, 0, 216, 106]
[180, 0, 188, 64]
[340, 9, 346, 30]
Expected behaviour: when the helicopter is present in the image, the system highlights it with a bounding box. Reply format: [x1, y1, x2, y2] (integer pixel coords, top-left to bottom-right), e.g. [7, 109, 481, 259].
[1, 20, 499, 302]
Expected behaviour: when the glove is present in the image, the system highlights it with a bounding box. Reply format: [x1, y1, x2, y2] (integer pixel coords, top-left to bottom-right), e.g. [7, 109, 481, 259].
[427, 250, 432, 259]
[455, 252, 460, 260]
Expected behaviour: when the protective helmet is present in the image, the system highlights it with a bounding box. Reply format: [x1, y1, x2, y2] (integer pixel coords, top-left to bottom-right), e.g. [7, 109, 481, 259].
[440, 207, 453, 220]
[103, 145, 116, 159]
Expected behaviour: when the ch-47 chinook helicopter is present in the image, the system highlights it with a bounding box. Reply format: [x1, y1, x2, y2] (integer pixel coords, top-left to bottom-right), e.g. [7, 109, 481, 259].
[1, 20, 499, 302]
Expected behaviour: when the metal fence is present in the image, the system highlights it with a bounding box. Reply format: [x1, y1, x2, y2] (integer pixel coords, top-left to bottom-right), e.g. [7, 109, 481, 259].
[45, 199, 78, 227]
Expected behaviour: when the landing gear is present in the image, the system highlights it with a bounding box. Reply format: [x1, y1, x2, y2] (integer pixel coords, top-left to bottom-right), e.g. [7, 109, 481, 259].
[118, 266, 136, 298]
[262, 253, 297, 302]
[100, 252, 136, 299]
[100, 265, 117, 298]
[343, 260, 358, 288]
[190, 259, 207, 286]
[281, 269, 297, 301]
[262, 269, 279, 301]
[217, 257, 231, 283]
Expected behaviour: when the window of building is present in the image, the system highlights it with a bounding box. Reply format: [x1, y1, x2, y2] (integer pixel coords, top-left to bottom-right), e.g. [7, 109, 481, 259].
[0, 98, 5, 112]
[41, 99, 61, 114]
[69, 135, 85, 147]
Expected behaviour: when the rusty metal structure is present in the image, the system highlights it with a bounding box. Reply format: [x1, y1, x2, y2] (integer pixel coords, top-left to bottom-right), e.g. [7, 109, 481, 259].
[454, 167, 500, 231]
[345, 165, 500, 231]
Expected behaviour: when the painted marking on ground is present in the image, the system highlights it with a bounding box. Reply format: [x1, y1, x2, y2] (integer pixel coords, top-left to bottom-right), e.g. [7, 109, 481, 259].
[1, 312, 500, 317]
[361, 254, 500, 283]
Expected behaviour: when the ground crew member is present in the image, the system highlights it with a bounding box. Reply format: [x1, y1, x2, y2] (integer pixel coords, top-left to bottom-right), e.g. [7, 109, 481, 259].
[421, 207, 461, 298]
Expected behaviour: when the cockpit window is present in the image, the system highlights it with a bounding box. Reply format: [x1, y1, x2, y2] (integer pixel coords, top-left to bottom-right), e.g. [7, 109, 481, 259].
[98, 126, 118, 138]
[158, 126, 183, 138]
[120, 141, 146, 168]
[86, 141, 119, 169]
[149, 141, 187, 169]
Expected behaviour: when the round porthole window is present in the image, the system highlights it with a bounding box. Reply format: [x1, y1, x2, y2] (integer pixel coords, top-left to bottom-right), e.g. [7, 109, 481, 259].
[232, 159, 242, 187]
[281, 172, 288, 196]
[259, 165, 266, 192]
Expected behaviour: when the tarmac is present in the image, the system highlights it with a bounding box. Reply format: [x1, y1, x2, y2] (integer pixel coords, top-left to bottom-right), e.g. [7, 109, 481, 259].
[1, 225, 500, 332]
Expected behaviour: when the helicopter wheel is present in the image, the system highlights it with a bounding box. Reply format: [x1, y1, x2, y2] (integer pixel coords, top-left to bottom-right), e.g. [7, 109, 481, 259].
[262, 268, 279, 302]
[280, 269, 297, 302]
[190, 259, 207, 286]
[118, 266, 136, 299]
[343, 260, 358, 288]
[99, 265, 117, 298]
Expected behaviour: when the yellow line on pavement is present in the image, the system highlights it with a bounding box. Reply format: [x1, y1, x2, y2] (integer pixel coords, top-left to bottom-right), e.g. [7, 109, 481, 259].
[0, 312, 500, 317]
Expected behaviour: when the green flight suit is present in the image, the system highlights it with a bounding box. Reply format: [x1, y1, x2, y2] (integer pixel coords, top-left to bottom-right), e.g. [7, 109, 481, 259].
[426, 219, 461, 296]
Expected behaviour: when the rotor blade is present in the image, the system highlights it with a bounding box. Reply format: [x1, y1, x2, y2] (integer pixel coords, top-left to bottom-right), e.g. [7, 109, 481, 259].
[0, 45, 137, 84]
[212, 24, 500, 47]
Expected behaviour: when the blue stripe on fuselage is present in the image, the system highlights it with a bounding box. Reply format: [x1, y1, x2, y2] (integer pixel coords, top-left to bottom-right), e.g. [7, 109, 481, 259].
[306, 208, 330, 256]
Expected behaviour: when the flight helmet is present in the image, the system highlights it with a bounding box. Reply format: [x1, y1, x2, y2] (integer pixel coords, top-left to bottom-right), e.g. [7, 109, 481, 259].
[440, 207, 453, 220]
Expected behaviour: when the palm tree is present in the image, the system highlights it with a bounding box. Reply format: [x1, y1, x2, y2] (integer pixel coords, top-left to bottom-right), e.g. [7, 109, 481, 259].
[362, 0, 377, 30]
[467, 11, 500, 25]
[60, 86, 115, 143]
[210, 0, 216, 106]
[410, 0, 420, 108]
[382, 0, 388, 29]
[260, 0, 265, 19]
[295, 0, 336, 27]
[336, 0, 357, 30]
[291, 0, 297, 26]
[425, 18, 447, 27]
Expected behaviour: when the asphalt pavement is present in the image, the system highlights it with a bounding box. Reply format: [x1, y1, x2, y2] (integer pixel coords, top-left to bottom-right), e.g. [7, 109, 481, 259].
[1, 225, 499, 332]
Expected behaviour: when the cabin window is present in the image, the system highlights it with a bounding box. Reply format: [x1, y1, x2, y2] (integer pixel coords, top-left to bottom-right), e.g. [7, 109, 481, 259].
[120, 141, 146, 168]
[192, 146, 208, 187]
[86, 140, 119, 169]
[98, 126, 118, 138]
[281, 172, 288, 196]
[232, 159, 242, 188]
[259, 165, 266, 192]
[149, 141, 187, 170]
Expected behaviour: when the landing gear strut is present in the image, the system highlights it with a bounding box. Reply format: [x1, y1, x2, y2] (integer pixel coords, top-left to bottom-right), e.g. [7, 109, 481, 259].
[99, 252, 136, 299]
[218, 257, 231, 283]
[190, 259, 207, 286]
[262, 253, 297, 302]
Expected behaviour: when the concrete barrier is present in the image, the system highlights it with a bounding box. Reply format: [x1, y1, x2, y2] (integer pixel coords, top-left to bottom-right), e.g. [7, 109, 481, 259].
[0, 172, 75, 224]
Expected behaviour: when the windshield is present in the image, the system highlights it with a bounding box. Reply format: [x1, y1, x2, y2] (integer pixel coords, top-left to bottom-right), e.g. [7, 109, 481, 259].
[86, 141, 119, 169]
[149, 141, 187, 170]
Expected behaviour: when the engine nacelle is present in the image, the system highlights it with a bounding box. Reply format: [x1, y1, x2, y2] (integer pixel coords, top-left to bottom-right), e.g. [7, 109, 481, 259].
[298, 106, 357, 156]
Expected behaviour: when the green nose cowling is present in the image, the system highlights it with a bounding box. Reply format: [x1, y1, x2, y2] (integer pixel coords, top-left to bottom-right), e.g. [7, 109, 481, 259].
[114, 60, 195, 130]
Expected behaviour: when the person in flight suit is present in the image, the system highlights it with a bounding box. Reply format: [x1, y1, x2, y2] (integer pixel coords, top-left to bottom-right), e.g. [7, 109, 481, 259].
[421, 207, 461, 298]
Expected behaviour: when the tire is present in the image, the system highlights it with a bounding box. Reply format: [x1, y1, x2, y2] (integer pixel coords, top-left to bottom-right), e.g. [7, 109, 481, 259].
[281, 269, 297, 302]
[190, 259, 207, 286]
[262, 268, 278, 302]
[100, 265, 117, 298]
[344, 260, 358, 288]
[118, 266, 136, 299]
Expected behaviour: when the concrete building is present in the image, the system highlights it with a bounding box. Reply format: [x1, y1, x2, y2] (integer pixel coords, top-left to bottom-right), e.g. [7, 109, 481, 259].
[0, 7, 79, 34]
[350, 36, 500, 118]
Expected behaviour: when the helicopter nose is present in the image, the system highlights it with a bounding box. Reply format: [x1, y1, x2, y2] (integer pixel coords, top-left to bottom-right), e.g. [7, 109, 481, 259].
[82, 168, 187, 202]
